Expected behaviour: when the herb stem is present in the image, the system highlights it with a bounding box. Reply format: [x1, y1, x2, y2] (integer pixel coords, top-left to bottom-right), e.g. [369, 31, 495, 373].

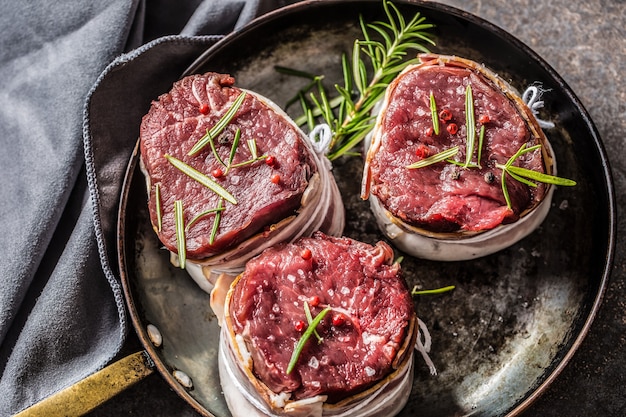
[174, 200, 186, 269]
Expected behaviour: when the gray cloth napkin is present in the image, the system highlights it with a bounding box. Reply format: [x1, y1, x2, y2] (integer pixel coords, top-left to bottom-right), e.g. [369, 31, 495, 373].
[0, 0, 296, 414]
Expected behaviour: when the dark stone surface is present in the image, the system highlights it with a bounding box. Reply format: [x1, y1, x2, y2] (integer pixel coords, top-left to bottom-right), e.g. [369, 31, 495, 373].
[88, 0, 626, 415]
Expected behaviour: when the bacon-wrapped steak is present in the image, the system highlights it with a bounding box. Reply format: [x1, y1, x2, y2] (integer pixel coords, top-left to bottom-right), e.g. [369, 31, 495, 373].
[362, 54, 556, 261]
[140, 73, 344, 290]
[221, 232, 418, 417]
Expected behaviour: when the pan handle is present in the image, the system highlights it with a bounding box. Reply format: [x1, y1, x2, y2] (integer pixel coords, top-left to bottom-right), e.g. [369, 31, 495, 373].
[14, 350, 155, 417]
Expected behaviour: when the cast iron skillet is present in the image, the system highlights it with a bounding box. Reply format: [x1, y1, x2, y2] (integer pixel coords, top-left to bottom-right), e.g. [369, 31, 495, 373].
[16, 1, 615, 416]
[120, 1, 615, 415]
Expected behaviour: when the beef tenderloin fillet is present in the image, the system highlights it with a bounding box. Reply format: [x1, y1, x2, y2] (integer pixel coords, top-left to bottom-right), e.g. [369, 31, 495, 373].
[363, 54, 549, 234]
[140, 73, 317, 259]
[224, 232, 416, 409]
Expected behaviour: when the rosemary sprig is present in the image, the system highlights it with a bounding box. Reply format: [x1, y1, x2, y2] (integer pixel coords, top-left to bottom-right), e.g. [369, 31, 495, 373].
[287, 306, 331, 374]
[496, 144, 577, 209]
[406, 146, 459, 169]
[188, 91, 247, 156]
[277, 0, 435, 160]
[174, 200, 186, 269]
[411, 285, 456, 296]
[164, 154, 237, 204]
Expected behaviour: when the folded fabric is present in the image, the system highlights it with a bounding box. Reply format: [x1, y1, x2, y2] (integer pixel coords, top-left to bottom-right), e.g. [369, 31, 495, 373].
[0, 0, 296, 414]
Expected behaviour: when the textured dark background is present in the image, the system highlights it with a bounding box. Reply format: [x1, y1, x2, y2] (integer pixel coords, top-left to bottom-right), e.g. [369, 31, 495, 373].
[89, 0, 625, 416]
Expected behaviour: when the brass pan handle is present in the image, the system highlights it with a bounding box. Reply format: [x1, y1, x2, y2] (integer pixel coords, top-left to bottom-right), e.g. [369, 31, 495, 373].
[14, 351, 154, 417]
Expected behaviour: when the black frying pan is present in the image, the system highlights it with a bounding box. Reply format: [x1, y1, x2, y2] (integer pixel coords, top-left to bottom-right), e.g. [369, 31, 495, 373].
[16, 1, 615, 416]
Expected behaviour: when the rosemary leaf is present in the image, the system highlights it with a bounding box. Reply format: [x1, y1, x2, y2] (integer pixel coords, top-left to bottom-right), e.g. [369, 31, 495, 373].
[188, 91, 246, 156]
[165, 154, 237, 204]
[464, 85, 475, 168]
[285, 78, 319, 110]
[274, 66, 318, 80]
[357, 57, 368, 96]
[446, 159, 479, 168]
[505, 143, 541, 168]
[303, 302, 323, 343]
[227, 128, 241, 169]
[229, 154, 268, 170]
[186, 206, 225, 231]
[352, 39, 364, 95]
[305, 107, 315, 132]
[360, 15, 378, 68]
[294, 95, 343, 127]
[247, 138, 258, 160]
[287, 306, 331, 374]
[309, 92, 327, 125]
[430, 92, 439, 135]
[296, 92, 314, 130]
[390, 0, 407, 29]
[501, 170, 512, 210]
[367, 25, 393, 52]
[316, 79, 334, 126]
[174, 200, 186, 269]
[335, 84, 354, 111]
[402, 39, 434, 54]
[329, 128, 373, 158]
[411, 285, 456, 296]
[406, 146, 459, 169]
[384, 0, 399, 33]
[209, 198, 223, 245]
[383, 57, 422, 75]
[207, 129, 226, 167]
[504, 168, 540, 188]
[336, 86, 351, 125]
[155, 183, 162, 232]
[477, 124, 485, 169]
[497, 143, 576, 209]
[506, 165, 577, 186]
